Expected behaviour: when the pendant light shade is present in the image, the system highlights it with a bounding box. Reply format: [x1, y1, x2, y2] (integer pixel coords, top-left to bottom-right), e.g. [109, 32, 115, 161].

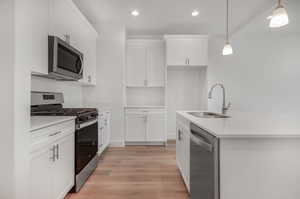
[223, 42, 233, 55]
[222, 0, 233, 56]
[269, 0, 289, 28]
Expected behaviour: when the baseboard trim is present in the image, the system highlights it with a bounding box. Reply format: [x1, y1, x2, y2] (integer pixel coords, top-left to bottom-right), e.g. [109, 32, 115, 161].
[167, 133, 176, 140]
[109, 141, 125, 147]
[125, 141, 166, 146]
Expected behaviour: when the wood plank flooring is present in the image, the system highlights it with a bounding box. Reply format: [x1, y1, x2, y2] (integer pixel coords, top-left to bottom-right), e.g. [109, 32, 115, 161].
[66, 141, 189, 199]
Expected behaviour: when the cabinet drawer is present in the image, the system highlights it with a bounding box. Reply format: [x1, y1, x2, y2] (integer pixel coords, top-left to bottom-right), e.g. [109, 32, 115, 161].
[31, 120, 75, 152]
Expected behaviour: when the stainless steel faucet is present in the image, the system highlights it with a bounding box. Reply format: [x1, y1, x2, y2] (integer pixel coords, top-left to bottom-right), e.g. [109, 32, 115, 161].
[208, 83, 231, 115]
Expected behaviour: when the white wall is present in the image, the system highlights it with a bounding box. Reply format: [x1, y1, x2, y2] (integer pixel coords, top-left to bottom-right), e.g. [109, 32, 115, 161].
[208, 2, 300, 117]
[126, 88, 165, 107]
[0, 1, 15, 198]
[82, 23, 126, 146]
[31, 76, 83, 107]
[167, 67, 207, 139]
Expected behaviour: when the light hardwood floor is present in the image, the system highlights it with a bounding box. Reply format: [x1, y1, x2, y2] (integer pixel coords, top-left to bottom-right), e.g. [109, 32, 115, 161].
[66, 141, 189, 199]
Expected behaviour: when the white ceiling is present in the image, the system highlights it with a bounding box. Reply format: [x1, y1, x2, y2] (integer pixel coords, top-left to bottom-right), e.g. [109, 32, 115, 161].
[73, 0, 276, 36]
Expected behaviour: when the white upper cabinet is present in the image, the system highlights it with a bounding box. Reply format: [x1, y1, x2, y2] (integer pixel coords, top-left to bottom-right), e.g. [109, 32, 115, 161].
[51, 0, 98, 86]
[26, 0, 50, 75]
[126, 45, 147, 87]
[165, 35, 208, 67]
[147, 45, 165, 87]
[27, 0, 98, 85]
[126, 40, 165, 87]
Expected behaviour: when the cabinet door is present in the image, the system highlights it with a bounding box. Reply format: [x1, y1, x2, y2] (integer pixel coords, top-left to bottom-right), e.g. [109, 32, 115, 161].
[77, 20, 97, 85]
[103, 112, 111, 148]
[83, 33, 97, 85]
[52, 133, 75, 199]
[27, 0, 50, 74]
[147, 111, 166, 142]
[50, 0, 73, 42]
[183, 127, 190, 191]
[126, 112, 147, 142]
[185, 38, 208, 66]
[166, 37, 208, 66]
[126, 45, 147, 87]
[98, 113, 104, 152]
[147, 45, 165, 87]
[29, 146, 52, 199]
[176, 124, 185, 175]
[166, 39, 189, 66]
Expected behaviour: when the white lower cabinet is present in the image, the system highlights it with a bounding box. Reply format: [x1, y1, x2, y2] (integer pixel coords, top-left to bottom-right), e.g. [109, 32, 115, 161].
[30, 146, 52, 199]
[52, 133, 75, 199]
[30, 120, 75, 199]
[176, 120, 190, 192]
[125, 110, 166, 144]
[98, 111, 111, 154]
[147, 111, 166, 142]
[126, 112, 147, 142]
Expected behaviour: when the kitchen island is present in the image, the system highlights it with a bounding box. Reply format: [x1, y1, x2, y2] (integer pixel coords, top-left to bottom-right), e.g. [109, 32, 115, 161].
[176, 111, 300, 199]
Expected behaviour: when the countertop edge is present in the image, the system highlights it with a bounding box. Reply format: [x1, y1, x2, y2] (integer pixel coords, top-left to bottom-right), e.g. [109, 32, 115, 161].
[30, 116, 76, 132]
[176, 111, 300, 138]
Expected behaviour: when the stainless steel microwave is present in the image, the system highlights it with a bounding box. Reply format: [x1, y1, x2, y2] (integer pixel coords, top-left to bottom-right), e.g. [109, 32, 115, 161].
[48, 36, 83, 80]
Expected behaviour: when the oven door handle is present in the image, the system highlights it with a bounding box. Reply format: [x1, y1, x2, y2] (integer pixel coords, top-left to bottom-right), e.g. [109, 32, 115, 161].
[77, 119, 97, 130]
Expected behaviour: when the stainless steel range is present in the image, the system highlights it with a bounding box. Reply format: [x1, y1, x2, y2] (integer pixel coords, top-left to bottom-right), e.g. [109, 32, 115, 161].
[31, 91, 99, 192]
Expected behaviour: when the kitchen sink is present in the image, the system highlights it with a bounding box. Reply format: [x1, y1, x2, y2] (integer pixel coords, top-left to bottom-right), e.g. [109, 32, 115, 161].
[187, 111, 231, 118]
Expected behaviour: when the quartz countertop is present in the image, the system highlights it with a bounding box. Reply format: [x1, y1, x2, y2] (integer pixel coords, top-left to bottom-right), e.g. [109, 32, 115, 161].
[125, 106, 166, 110]
[31, 116, 76, 132]
[177, 111, 300, 138]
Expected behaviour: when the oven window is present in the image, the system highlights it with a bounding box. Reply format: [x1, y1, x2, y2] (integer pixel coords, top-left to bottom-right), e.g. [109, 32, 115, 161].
[57, 44, 82, 73]
[75, 122, 98, 174]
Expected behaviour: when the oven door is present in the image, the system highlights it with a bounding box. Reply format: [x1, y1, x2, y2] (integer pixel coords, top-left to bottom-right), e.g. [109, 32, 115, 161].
[48, 36, 83, 80]
[75, 119, 98, 174]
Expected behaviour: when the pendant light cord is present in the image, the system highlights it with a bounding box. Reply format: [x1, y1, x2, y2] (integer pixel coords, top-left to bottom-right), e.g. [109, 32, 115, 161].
[226, 0, 229, 42]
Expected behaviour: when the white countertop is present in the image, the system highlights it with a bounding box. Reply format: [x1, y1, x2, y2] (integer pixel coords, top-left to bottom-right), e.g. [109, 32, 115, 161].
[177, 111, 300, 138]
[31, 116, 76, 132]
[125, 106, 166, 110]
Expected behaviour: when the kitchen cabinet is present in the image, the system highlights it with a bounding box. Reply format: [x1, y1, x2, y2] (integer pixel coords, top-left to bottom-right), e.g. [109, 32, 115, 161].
[125, 109, 166, 144]
[147, 45, 165, 87]
[126, 40, 165, 87]
[30, 120, 75, 199]
[52, 133, 75, 199]
[27, 0, 50, 75]
[125, 111, 147, 142]
[27, 0, 98, 85]
[147, 111, 166, 142]
[176, 120, 190, 192]
[98, 111, 111, 155]
[29, 146, 52, 199]
[80, 32, 97, 86]
[51, 0, 98, 86]
[165, 35, 208, 67]
[126, 45, 147, 87]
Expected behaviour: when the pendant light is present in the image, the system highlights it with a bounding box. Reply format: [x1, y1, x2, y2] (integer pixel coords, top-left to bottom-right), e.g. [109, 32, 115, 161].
[269, 0, 289, 28]
[222, 0, 233, 56]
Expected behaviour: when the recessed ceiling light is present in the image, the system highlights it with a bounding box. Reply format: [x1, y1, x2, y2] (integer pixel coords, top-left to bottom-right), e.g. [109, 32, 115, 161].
[192, 10, 199, 16]
[131, 10, 140, 16]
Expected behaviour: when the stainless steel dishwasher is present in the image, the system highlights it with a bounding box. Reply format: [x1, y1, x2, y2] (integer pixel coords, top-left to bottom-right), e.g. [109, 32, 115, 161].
[190, 123, 220, 199]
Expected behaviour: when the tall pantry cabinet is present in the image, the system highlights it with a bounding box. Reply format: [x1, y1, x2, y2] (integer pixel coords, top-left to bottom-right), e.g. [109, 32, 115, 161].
[125, 39, 167, 145]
